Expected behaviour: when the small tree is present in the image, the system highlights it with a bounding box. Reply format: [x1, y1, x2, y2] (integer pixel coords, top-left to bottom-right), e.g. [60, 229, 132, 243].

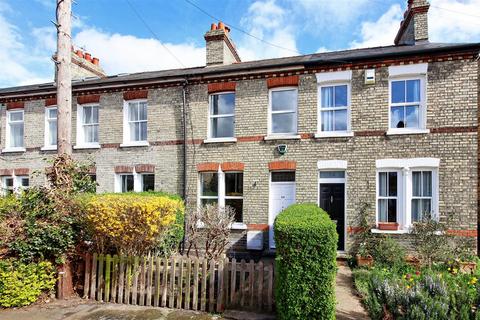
[411, 214, 450, 268]
[350, 202, 375, 258]
[185, 204, 238, 260]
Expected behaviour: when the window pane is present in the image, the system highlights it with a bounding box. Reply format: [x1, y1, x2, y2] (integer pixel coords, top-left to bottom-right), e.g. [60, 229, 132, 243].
[21, 178, 29, 187]
[10, 123, 24, 147]
[129, 103, 138, 121]
[212, 93, 235, 115]
[334, 109, 348, 131]
[85, 125, 99, 143]
[391, 80, 405, 103]
[225, 172, 243, 196]
[130, 123, 138, 141]
[321, 110, 334, 131]
[48, 108, 57, 118]
[412, 171, 421, 197]
[225, 198, 243, 222]
[378, 199, 387, 222]
[211, 116, 234, 138]
[139, 122, 147, 141]
[405, 105, 419, 128]
[271, 171, 295, 182]
[91, 106, 99, 123]
[121, 175, 134, 192]
[271, 90, 297, 112]
[388, 199, 397, 222]
[321, 87, 333, 108]
[422, 199, 431, 216]
[272, 113, 295, 134]
[49, 121, 57, 145]
[422, 171, 432, 196]
[388, 172, 397, 196]
[9, 111, 23, 121]
[320, 171, 345, 179]
[334, 85, 348, 107]
[83, 106, 92, 124]
[142, 174, 155, 192]
[406, 79, 420, 102]
[139, 102, 147, 121]
[412, 199, 421, 222]
[391, 106, 405, 128]
[201, 172, 218, 196]
[5, 178, 13, 187]
[378, 172, 387, 197]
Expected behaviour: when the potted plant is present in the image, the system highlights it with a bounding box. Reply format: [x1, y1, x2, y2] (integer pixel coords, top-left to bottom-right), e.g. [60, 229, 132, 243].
[378, 222, 399, 231]
[457, 250, 477, 274]
[356, 241, 373, 267]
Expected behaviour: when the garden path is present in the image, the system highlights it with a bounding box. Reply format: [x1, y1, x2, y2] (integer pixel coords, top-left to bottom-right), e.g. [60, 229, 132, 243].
[336, 262, 369, 319]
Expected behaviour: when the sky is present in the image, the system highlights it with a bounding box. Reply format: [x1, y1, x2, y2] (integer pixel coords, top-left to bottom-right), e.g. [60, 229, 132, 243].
[0, 0, 479, 88]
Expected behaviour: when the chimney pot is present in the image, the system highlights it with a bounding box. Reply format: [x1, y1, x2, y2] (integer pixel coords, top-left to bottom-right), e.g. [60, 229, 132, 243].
[92, 57, 99, 65]
[211, 23, 217, 30]
[75, 50, 84, 58]
[84, 52, 92, 62]
[218, 21, 225, 30]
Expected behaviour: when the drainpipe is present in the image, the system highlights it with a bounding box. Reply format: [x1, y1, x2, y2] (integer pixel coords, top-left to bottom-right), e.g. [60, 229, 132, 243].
[181, 79, 188, 254]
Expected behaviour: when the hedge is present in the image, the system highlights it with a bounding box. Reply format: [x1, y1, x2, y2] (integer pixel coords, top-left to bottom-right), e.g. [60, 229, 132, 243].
[274, 203, 338, 320]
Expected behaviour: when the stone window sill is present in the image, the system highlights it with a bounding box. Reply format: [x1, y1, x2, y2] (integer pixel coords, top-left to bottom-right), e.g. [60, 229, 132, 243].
[371, 228, 410, 235]
[386, 129, 430, 136]
[314, 132, 354, 138]
[2, 147, 26, 153]
[264, 134, 301, 141]
[120, 141, 150, 148]
[203, 137, 237, 144]
[74, 144, 101, 150]
[41, 145, 57, 151]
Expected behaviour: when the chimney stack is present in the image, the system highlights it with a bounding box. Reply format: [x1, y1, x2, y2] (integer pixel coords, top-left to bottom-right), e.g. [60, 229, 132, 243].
[204, 21, 241, 66]
[395, 0, 430, 45]
[54, 47, 106, 81]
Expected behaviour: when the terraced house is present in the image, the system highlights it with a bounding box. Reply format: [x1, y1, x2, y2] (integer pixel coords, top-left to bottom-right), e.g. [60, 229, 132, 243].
[0, 0, 479, 255]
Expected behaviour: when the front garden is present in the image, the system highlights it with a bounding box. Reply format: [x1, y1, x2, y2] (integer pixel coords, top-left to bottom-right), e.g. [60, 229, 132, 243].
[351, 203, 480, 319]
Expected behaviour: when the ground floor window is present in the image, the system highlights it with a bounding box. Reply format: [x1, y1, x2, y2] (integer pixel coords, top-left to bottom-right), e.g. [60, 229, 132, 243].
[1, 175, 29, 196]
[116, 170, 155, 193]
[199, 170, 243, 223]
[120, 174, 134, 192]
[141, 174, 155, 192]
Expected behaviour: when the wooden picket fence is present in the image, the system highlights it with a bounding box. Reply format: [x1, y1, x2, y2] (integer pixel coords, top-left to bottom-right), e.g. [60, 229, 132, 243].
[83, 253, 275, 312]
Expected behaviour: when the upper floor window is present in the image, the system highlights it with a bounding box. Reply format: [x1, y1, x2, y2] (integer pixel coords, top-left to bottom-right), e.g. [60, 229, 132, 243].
[44, 107, 57, 149]
[319, 84, 349, 132]
[6, 110, 24, 149]
[77, 104, 99, 148]
[123, 100, 147, 145]
[209, 93, 235, 139]
[388, 63, 427, 134]
[269, 88, 297, 135]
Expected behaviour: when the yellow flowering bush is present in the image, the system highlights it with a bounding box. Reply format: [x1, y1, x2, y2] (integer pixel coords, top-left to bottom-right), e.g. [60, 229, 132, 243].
[84, 193, 184, 255]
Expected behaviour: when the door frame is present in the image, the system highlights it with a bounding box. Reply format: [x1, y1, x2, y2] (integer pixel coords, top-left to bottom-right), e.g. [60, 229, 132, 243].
[318, 170, 347, 253]
[268, 172, 296, 249]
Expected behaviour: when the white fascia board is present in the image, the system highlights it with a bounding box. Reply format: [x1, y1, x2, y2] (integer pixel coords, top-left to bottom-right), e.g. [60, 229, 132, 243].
[316, 70, 352, 83]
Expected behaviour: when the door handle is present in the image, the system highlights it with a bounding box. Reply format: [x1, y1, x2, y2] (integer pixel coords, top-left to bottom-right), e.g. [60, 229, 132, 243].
[330, 196, 333, 203]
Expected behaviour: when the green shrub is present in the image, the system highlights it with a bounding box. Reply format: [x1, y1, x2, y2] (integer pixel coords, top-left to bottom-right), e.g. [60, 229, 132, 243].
[371, 235, 406, 267]
[0, 259, 56, 307]
[274, 203, 337, 320]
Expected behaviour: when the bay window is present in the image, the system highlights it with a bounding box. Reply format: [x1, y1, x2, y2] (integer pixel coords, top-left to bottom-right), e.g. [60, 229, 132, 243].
[269, 88, 297, 135]
[6, 110, 24, 150]
[375, 158, 439, 231]
[208, 93, 235, 139]
[198, 170, 244, 223]
[44, 107, 57, 149]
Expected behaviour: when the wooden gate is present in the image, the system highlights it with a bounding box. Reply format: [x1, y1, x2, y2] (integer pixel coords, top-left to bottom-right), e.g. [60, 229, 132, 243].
[83, 253, 274, 312]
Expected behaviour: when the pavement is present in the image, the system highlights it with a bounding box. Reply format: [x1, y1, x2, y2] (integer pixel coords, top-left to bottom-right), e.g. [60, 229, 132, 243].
[0, 263, 368, 320]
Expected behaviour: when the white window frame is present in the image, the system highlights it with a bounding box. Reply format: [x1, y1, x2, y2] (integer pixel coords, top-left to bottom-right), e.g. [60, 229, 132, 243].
[1, 175, 29, 196]
[4, 110, 25, 152]
[42, 106, 57, 150]
[316, 82, 352, 137]
[114, 169, 155, 193]
[75, 103, 100, 149]
[121, 99, 149, 147]
[197, 169, 246, 228]
[374, 158, 439, 233]
[205, 92, 237, 143]
[410, 169, 436, 223]
[267, 87, 299, 138]
[387, 63, 429, 135]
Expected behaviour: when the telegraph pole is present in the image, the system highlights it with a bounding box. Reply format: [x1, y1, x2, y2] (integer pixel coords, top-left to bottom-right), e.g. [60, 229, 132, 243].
[56, 0, 72, 155]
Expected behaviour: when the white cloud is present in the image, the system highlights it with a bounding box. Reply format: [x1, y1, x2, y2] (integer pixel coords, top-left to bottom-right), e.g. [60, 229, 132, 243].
[237, 0, 298, 61]
[350, 4, 403, 49]
[429, 0, 480, 43]
[73, 28, 205, 75]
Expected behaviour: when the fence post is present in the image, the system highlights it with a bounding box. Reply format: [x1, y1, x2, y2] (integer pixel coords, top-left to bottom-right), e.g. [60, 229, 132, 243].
[200, 258, 207, 311]
[257, 260, 264, 309]
[154, 256, 161, 307]
[169, 256, 176, 309]
[83, 253, 91, 299]
[105, 254, 111, 302]
[185, 257, 192, 309]
[132, 256, 139, 305]
[192, 258, 199, 311]
[216, 258, 224, 312]
[177, 257, 184, 309]
[230, 258, 237, 306]
[89, 253, 97, 300]
[161, 257, 168, 307]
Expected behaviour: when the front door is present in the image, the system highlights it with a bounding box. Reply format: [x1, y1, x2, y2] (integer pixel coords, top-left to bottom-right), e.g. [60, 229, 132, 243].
[319, 183, 345, 251]
[269, 172, 296, 248]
